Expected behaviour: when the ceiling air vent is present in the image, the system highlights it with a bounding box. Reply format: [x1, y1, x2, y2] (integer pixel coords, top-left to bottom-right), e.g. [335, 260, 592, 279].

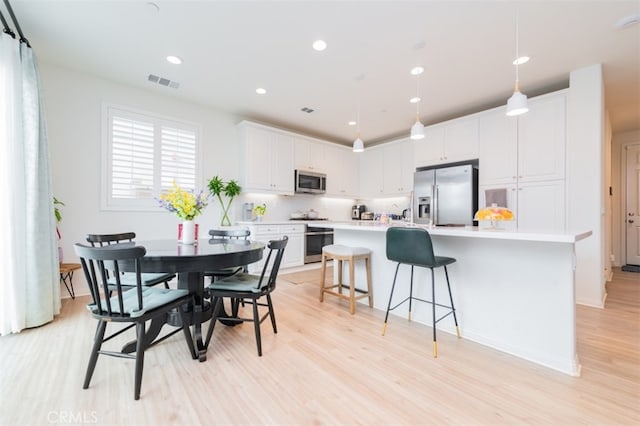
[301, 107, 314, 113]
[147, 74, 180, 89]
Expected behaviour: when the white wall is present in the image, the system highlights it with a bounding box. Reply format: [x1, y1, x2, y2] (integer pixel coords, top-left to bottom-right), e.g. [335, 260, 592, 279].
[567, 64, 605, 307]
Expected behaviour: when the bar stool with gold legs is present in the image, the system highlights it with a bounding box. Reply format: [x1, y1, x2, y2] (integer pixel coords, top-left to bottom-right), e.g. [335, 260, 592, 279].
[319, 244, 373, 314]
[382, 227, 461, 357]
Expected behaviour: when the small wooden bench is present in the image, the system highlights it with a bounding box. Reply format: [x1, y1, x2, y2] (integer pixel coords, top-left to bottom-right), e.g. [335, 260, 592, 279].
[59, 263, 81, 299]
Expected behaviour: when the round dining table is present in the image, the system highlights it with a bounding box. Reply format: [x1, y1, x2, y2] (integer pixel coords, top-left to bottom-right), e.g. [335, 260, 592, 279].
[122, 238, 265, 362]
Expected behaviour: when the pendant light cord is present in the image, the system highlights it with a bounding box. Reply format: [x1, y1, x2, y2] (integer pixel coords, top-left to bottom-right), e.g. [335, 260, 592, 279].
[416, 73, 421, 118]
[514, 10, 520, 91]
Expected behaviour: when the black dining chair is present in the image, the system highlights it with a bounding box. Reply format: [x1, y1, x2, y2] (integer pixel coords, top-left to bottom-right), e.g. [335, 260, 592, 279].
[74, 243, 197, 400]
[383, 227, 461, 357]
[204, 236, 288, 356]
[204, 228, 251, 282]
[86, 232, 175, 288]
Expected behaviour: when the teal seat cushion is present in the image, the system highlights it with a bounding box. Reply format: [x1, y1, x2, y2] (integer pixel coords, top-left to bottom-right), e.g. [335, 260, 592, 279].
[88, 287, 189, 318]
[108, 272, 175, 287]
[204, 267, 242, 277]
[207, 273, 262, 293]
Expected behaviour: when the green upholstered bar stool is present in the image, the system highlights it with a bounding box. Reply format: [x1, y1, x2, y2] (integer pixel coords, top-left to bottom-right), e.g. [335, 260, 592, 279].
[382, 227, 461, 357]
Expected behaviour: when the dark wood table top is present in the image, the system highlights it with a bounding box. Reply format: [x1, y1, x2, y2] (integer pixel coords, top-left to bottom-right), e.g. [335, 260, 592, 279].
[133, 239, 265, 274]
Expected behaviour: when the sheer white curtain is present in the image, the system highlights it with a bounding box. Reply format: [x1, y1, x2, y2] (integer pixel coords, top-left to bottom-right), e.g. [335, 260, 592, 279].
[0, 33, 60, 335]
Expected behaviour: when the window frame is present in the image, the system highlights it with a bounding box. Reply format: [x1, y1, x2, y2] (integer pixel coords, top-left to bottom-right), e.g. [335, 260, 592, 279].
[101, 103, 203, 211]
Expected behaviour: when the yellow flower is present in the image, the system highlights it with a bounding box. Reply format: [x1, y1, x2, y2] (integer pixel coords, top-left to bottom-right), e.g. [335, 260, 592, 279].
[158, 181, 209, 220]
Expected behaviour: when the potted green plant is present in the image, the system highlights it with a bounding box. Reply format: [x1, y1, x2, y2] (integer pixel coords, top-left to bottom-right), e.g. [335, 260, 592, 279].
[208, 176, 242, 226]
[53, 197, 64, 262]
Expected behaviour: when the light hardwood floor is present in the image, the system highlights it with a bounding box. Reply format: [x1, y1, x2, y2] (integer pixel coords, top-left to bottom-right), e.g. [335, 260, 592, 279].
[1, 268, 638, 425]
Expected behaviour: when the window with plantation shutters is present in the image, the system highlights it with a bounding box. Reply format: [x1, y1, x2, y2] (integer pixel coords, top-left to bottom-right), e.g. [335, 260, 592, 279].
[102, 104, 201, 210]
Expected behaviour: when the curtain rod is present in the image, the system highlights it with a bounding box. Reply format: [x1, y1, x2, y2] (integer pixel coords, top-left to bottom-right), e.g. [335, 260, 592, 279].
[2, 0, 29, 46]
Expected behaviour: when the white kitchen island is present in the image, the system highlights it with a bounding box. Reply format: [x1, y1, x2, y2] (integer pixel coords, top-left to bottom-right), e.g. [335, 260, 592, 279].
[311, 222, 592, 376]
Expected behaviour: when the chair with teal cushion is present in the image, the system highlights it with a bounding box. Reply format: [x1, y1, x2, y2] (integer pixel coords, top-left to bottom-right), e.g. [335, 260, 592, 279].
[383, 227, 461, 357]
[204, 228, 251, 282]
[74, 243, 197, 400]
[204, 236, 288, 356]
[86, 232, 176, 288]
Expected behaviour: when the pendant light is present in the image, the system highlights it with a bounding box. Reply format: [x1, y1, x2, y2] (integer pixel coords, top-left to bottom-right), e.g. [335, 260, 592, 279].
[410, 66, 425, 140]
[353, 99, 364, 152]
[506, 11, 529, 116]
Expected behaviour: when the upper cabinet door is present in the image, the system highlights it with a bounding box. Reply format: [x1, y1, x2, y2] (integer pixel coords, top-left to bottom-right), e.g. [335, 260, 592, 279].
[415, 124, 445, 167]
[443, 116, 479, 163]
[414, 116, 479, 168]
[270, 133, 295, 192]
[294, 138, 325, 172]
[383, 139, 413, 195]
[478, 110, 518, 185]
[239, 122, 294, 195]
[243, 126, 273, 191]
[517, 94, 566, 182]
[325, 144, 359, 197]
[359, 147, 384, 197]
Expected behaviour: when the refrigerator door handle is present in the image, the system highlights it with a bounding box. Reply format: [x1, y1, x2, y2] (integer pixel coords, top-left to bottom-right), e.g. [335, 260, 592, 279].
[433, 185, 438, 226]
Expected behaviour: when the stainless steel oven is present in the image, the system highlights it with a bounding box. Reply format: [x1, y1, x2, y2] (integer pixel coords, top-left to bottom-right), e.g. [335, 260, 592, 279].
[304, 226, 334, 263]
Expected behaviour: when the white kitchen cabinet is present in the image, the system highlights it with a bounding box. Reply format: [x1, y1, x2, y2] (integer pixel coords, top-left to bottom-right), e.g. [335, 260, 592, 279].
[325, 144, 359, 197]
[238, 122, 295, 195]
[477, 91, 567, 232]
[359, 146, 384, 197]
[414, 115, 479, 168]
[517, 94, 566, 183]
[479, 180, 565, 232]
[478, 110, 518, 185]
[382, 138, 414, 195]
[516, 180, 566, 232]
[294, 137, 326, 172]
[246, 223, 305, 272]
[478, 91, 566, 186]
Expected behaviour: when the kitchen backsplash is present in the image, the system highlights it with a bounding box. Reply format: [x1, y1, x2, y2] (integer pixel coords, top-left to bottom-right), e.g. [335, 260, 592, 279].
[231, 193, 410, 223]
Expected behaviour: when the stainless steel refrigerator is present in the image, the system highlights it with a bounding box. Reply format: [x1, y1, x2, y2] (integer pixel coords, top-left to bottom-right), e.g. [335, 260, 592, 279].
[414, 164, 478, 226]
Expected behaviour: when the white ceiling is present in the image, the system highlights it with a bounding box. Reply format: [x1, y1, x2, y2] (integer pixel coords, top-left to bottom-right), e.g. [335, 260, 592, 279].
[8, 1, 640, 147]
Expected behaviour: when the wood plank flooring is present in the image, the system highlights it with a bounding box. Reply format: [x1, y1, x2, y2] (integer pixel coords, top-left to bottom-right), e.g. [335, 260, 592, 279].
[1, 268, 638, 425]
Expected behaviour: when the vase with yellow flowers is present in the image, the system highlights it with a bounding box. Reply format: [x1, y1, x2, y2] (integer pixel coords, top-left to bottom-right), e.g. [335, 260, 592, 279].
[158, 181, 209, 244]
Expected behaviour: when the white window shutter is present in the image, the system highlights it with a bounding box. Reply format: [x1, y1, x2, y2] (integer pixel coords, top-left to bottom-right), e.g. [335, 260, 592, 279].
[102, 104, 201, 210]
[111, 117, 155, 199]
[161, 126, 197, 191]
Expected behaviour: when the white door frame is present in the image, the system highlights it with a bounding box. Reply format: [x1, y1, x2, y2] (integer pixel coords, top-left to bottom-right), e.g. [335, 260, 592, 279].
[623, 143, 640, 266]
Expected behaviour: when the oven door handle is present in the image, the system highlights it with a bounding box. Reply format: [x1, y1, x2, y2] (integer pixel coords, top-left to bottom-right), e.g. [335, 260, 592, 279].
[305, 231, 334, 236]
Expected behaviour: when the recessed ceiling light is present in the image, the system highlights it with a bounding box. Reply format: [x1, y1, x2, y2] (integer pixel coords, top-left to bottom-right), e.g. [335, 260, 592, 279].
[348, 121, 357, 126]
[614, 13, 640, 29]
[256, 88, 267, 95]
[513, 56, 530, 65]
[166, 55, 182, 65]
[410, 66, 424, 75]
[146, 2, 160, 12]
[410, 97, 421, 104]
[312, 40, 327, 51]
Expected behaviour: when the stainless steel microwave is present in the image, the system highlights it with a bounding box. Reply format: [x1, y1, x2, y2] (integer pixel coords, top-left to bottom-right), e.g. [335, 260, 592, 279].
[294, 170, 326, 194]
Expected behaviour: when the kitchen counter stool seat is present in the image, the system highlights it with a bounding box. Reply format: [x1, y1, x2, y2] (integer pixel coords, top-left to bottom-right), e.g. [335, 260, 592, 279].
[383, 227, 461, 358]
[319, 244, 373, 314]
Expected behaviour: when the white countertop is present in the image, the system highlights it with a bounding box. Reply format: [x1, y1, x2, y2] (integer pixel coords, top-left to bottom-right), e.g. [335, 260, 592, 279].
[310, 221, 592, 244]
[236, 220, 332, 226]
[234, 220, 591, 243]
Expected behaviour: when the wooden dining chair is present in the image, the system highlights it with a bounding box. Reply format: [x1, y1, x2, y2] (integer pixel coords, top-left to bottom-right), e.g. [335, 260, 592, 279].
[86, 232, 175, 288]
[74, 243, 197, 400]
[204, 236, 288, 356]
[205, 228, 251, 282]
